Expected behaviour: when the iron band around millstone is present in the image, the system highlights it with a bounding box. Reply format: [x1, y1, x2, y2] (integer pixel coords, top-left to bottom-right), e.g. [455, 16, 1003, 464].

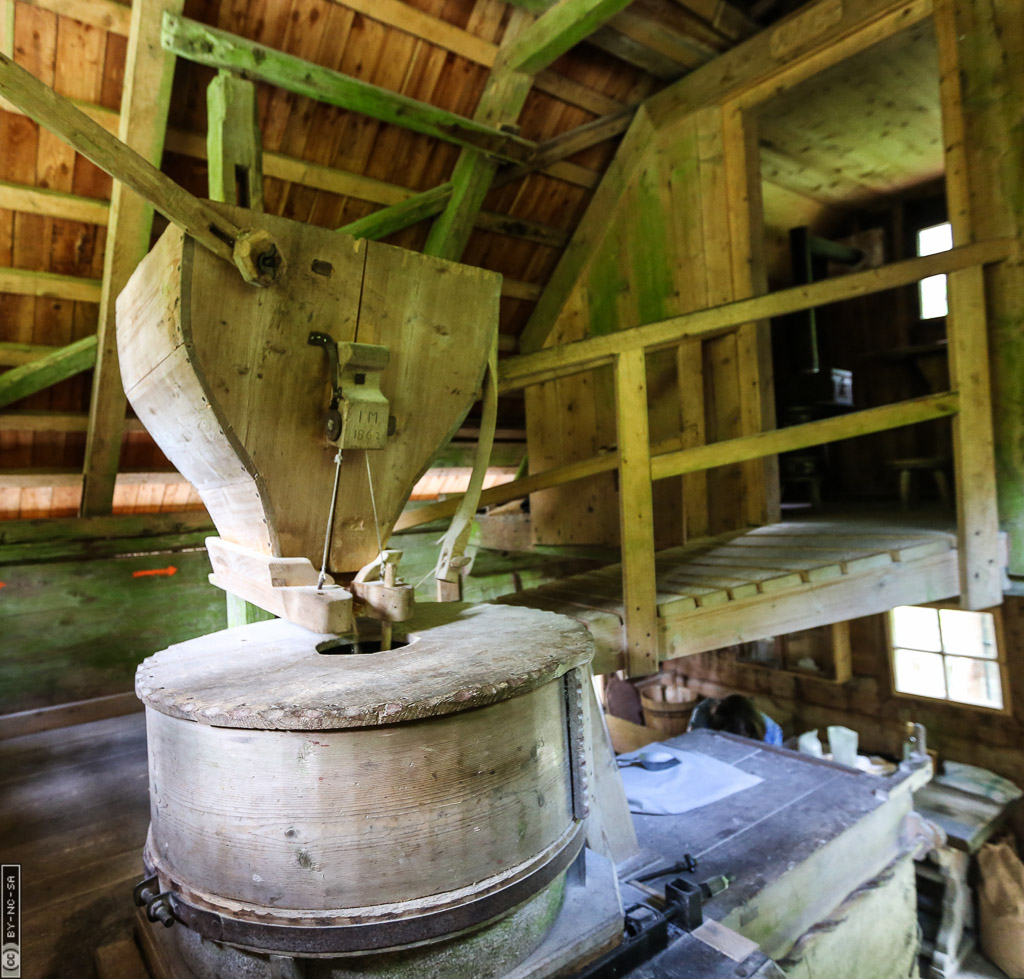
[142, 821, 586, 956]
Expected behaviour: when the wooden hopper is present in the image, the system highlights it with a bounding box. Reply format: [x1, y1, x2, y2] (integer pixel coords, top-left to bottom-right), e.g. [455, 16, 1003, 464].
[117, 203, 498, 573]
[0, 51, 498, 583]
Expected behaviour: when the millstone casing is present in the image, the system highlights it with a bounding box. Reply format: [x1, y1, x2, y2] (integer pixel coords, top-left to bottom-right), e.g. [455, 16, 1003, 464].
[136, 604, 594, 954]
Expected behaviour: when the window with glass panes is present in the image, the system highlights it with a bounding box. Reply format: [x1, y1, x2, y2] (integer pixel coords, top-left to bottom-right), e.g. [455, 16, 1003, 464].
[889, 606, 1005, 709]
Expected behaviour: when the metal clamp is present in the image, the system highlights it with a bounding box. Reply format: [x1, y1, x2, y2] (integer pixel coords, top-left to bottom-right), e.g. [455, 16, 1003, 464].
[308, 332, 391, 448]
[133, 875, 178, 928]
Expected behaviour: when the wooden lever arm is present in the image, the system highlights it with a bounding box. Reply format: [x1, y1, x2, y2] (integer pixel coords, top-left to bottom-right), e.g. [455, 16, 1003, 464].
[0, 52, 283, 287]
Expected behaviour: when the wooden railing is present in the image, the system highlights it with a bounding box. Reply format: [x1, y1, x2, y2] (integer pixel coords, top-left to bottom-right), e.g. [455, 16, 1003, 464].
[400, 239, 1013, 675]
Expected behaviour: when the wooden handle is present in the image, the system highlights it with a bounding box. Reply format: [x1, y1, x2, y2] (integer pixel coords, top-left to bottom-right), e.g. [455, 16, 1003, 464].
[0, 52, 282, 286]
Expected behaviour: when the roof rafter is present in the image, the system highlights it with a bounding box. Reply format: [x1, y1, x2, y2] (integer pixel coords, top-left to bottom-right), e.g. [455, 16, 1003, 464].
[338, 106, 634, 244]
[161, 14, 539, 165]
[0, 336, 97, 410]
[424, 0, 636, 263]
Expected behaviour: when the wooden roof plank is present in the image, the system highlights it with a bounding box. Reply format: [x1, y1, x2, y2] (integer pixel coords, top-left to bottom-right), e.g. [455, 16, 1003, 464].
[333, 0, 625, 115]
[18, 0, 132, 36]
[0, 266, 101, 300]
[502, 0, 639, 75]
[0, 0, 13, 57]
[0, 178, 109, 224]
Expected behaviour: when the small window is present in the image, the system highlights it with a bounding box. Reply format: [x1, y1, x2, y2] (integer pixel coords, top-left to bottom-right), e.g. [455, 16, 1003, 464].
[889, 605, 1006, 710]
[917, 222, 952, 319]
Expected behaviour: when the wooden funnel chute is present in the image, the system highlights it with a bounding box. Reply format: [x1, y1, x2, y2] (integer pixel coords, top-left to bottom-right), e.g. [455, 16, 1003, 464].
[117, 202, 499, 574]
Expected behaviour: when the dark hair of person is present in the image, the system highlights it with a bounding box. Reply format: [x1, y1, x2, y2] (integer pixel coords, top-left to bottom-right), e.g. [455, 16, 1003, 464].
[708, 694, 766, 741]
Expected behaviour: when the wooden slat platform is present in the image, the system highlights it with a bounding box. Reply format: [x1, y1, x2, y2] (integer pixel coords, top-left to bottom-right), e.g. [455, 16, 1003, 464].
[497, 515, 1008, 674]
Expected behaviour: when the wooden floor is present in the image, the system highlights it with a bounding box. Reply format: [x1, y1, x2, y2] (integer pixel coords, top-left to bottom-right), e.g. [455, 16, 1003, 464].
[0, 713, 150, 979]
[497, 513, 1003, 673]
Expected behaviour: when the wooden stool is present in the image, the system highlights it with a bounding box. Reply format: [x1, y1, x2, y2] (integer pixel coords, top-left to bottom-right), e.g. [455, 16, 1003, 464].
[887, 457, 952, 510]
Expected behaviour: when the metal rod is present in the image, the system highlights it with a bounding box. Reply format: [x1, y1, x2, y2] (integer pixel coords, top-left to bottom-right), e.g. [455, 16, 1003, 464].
[317, 449, 343, 591]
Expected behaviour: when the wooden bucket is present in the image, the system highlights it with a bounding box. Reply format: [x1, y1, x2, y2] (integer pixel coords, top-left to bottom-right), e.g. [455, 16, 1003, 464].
[640, 682, 699, 736]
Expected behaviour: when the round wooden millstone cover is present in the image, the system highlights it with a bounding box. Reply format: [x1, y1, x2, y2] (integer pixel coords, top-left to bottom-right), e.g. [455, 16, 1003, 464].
[136, 602, 594, 730]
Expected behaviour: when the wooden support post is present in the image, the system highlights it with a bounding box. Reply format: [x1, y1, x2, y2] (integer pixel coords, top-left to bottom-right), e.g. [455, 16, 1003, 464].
[722, 102, 778, 526]
[422, 69, 531, 261]
[80, 0, 185, 516]
[208, 70, 267, 625]
[831, 620, 852, 684]
[614, 347, 658, 677]
[937, 0, 1024, 579]
[424, 0, 632, 261]
[0, 336, 97, 409]
[0, 0, 13, 57]
[947, 265, 1001, 608]
[225, 592, 277, 628]
[207, 70, 263, 210]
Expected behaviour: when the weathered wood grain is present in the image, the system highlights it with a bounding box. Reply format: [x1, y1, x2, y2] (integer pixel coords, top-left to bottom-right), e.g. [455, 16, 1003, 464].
[136, 603, 593, 729]
[117, 203, 498, 572]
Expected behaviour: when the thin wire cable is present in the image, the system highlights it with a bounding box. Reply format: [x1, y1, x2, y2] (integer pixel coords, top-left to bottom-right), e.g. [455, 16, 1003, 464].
[317, 449, 343, 590]
[365, 451, 384, 561]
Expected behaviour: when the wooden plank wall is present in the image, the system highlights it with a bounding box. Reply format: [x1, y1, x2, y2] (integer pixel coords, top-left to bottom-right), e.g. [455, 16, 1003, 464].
[0, 548, 226, 714]
[673, 595, 1024, 837]
[526, 105, 774, 547]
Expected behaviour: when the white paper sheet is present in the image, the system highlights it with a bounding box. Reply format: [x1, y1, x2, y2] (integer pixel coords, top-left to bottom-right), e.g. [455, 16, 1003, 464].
[617, 742, 763, 815]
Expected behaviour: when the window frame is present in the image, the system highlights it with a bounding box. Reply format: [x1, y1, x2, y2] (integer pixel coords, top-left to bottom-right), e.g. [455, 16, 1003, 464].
[886, 603, 1011, 715]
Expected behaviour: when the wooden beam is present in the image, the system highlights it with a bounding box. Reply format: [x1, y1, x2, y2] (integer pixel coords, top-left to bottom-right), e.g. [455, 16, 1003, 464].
[501, 278, 543, 301]
[206, 70, 263, 210]
[0, 266, 101, 301]
[423, 69, 532, 261]
[511, 105, 633, 174]
[424, 0, 634, 262]
[0, 468, 186, 487]
[395, 392, 961, 531]
[0, 410, 145, 431]
[0, 178, 109, 224]
[501, 0, 638, 74]
[81, 0, 185, 517]
[518, 105, 658, 352]
[0, 342, 62, 367]
[614, 347, 659, 677]
[161, 15, 538, 165]
[649, 393, 960, 481]
[502, 239, 1016, 389]
[0, 91, 119, 133]
[0, 336, 97, 409]
[0, 509, 212, 545]
[329, 0, 624, 116]
[644, 0, 933, 129]
[0, 0, 13, 57]
[936, 0, 1024, 580]
[336, 107, 625, 242]
[670, 0, 759, 42]
[18, 0, 131, 35]
[947, 264, 1002, 609]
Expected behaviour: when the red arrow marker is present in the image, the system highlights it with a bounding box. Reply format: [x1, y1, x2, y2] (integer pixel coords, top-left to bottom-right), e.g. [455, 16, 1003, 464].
[132, 566, 178, 578]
